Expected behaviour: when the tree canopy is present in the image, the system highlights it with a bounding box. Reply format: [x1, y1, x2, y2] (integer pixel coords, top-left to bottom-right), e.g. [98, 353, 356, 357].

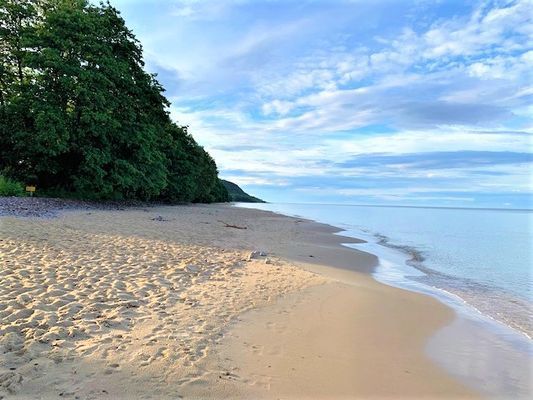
[0, 0, 229, 203]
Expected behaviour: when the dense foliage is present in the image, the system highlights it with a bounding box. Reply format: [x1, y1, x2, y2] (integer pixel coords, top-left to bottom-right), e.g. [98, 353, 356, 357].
[0, 175, 24, 196]
[0, 0, 228, 202]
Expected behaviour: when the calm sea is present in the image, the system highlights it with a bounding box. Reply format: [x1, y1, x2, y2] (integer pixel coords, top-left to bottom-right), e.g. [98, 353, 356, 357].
[236, 203, 532, 337]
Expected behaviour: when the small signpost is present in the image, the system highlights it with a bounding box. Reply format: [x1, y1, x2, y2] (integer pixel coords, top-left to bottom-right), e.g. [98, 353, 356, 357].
[26, 185, 36, 197]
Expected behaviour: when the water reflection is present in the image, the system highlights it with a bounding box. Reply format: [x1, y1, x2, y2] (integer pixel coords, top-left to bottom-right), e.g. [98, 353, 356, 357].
[428, 315, 532, 398]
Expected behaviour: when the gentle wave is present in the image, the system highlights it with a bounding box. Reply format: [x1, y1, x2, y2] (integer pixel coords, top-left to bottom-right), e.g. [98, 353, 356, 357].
[369, 230, 533, 338]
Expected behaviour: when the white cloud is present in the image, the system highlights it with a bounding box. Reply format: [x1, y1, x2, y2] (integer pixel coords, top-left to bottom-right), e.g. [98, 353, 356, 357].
[262, 99, 295, 116]
[222, 175, 290, 186]
[116, 0, 533, 204]
[420, 0, 532, 58]
[323, 129, 531, 157]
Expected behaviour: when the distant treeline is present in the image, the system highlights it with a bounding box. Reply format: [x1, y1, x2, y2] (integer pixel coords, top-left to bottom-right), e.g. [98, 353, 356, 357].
[0, 0, 229, 203]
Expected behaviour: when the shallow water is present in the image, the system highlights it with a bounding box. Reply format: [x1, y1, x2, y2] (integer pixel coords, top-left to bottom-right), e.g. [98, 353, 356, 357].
[348, 232, 532, 398]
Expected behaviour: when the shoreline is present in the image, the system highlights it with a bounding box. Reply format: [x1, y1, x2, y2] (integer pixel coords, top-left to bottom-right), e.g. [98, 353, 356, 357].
[1, 199, 529, 398]
[233, 202, 532, 398]
[202, 207, 480, 398]
[342, 228, 532, 341]
[236, 202, 533, 339]
[343, 230, 533, 397]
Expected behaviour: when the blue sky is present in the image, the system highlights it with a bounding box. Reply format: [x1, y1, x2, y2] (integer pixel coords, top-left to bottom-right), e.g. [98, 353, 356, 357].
[109, 0, 532, 208]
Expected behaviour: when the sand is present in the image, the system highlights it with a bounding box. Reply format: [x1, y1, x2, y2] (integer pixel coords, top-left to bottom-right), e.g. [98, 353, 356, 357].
[0, 203, 477, 399]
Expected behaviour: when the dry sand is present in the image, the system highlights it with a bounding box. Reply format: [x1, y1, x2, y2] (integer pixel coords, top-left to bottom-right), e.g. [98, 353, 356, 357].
[0, 203, 477, 399]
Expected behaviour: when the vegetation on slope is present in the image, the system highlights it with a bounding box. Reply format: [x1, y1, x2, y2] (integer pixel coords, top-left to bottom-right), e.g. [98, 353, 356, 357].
[221, 180, 265, 203]
[0, 0, 229, 203]
[0, 175, 25, 196]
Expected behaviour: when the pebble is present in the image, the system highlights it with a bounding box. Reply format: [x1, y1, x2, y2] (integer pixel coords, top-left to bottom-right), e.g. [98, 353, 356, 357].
[249, 250, 267, 260]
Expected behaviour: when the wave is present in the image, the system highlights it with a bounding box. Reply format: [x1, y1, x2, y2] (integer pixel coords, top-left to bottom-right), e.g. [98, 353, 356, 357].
[368, 231, 533, 339]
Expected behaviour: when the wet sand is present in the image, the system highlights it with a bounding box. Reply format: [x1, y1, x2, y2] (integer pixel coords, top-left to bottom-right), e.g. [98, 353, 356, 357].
[0, 202, 478, 399]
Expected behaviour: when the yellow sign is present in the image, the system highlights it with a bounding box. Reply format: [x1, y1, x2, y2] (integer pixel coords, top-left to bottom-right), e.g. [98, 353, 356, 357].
[25, 186, 36, 192]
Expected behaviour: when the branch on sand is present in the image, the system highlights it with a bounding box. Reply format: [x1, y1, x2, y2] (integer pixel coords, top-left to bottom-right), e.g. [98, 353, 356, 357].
[218, 220, 247, 230]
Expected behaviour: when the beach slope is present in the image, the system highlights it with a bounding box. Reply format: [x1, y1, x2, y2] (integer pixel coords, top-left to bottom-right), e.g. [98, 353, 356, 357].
[0, 202, 476, 399]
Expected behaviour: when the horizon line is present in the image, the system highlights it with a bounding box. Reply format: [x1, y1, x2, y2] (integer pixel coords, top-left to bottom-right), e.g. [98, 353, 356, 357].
[239, 202, 533, 212]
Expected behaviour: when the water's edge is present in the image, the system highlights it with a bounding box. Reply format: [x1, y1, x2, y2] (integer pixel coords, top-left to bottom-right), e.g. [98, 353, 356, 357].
[345, 228, 532, 339]
[234, 203, 533, 398]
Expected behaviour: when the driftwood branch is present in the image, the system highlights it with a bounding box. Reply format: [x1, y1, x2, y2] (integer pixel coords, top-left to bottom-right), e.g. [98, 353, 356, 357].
[217, 220, 247, 230]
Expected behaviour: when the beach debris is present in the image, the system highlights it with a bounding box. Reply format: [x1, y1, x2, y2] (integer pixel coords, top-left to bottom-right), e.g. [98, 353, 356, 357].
[151, 215, 169, 222]
[218, 220, 247, 229]
[249, 250, 267, 260]
[218, 371, 237, 380]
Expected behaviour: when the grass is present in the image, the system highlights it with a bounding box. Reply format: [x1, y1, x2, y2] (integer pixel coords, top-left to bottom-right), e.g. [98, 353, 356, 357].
[0, 175, 26, 197]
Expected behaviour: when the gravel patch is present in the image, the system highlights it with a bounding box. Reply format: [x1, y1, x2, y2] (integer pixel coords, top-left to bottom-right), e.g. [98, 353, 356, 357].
[0, 197, 152, 218]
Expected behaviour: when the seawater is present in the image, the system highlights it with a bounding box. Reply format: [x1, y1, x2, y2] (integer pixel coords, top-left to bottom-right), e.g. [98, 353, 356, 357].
[237, 202, 532, 336]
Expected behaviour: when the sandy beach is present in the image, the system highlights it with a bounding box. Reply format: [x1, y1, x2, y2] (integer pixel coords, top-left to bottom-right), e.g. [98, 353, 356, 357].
[0, 202, 478, 399]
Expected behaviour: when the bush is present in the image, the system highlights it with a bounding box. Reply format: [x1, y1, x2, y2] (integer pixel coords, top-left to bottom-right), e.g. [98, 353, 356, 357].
[0, 175, 26, 197]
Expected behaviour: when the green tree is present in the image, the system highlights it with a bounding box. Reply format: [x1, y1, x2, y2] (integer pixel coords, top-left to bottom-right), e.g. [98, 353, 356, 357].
[0, 0, 39, 180]
[0, 0, 228, 202]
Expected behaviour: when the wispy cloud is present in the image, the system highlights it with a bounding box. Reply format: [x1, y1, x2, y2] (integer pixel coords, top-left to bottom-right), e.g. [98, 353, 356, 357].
[111, 0, 533, 207]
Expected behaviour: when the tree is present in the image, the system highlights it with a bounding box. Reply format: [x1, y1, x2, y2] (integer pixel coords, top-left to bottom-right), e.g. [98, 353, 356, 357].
[0, 0, 39, 180]
[0, 0, 228, 202]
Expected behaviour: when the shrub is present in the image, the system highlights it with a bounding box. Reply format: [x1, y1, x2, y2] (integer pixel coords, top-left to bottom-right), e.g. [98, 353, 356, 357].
[0, 175, 26, 197]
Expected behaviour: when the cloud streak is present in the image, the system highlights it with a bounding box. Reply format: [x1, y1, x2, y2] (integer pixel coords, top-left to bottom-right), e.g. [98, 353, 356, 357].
[111, 0, 533, 208]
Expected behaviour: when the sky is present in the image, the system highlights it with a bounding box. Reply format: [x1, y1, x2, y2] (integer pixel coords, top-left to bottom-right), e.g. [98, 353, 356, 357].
[108, 0, 532, 208]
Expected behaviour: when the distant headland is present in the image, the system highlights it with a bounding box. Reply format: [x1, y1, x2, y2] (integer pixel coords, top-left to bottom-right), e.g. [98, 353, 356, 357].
[221, 180, 266, 203]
